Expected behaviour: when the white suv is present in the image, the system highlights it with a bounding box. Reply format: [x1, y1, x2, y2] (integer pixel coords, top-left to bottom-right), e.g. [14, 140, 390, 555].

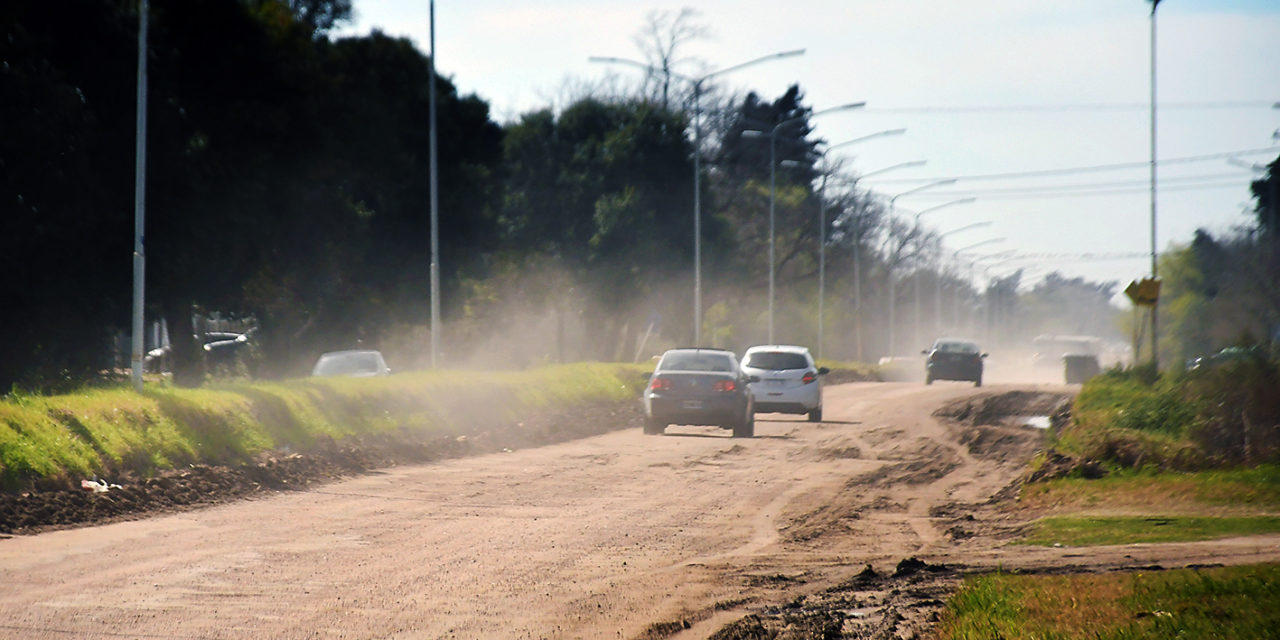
[741, 345, 829, 422]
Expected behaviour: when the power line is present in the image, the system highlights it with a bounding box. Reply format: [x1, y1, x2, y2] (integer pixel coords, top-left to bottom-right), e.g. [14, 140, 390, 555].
[863, 101, 1277, 114]
[918, 179, 1249, 201]
[861, 146, 1280, 184]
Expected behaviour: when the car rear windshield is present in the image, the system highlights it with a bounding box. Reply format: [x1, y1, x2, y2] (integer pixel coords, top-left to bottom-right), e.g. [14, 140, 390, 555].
[313, 352, 382, 376]
[934, 342, 979, 354]
[744, 352, 809, 370]
[660, 352, 735, 372]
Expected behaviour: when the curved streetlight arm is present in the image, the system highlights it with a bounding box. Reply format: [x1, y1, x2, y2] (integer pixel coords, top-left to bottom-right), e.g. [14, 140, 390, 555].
[860, 160, 927, 180]
[701, 48, 805, 81]
[955, 237, 1006, 255]
[907, 197, 977, 219]
[589, 49, 805, 86]
[890, 178, 958, 209]
[824, 128, 906, 154]
[940, 221, 993, 240]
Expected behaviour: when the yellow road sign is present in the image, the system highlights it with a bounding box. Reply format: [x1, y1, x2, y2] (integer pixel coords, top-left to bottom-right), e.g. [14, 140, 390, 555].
[1124, 278, 1161, 306]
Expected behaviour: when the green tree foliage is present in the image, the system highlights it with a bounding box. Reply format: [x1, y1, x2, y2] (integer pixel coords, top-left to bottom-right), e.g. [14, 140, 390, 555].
[1020, 273, 1119, 338]
[498, 99, 696, 358]
[0, 0, 503, 389]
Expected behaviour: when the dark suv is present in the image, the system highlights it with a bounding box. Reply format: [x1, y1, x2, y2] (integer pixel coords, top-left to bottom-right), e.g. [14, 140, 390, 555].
[923, 339, 987, 387]
[642, 348, 757, 437]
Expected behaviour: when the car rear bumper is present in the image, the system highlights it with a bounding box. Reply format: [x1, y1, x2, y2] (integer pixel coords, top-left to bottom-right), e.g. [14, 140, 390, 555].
[747, 384, 820, 411]
[645, 395, 745, 426]
[926, 362, 982, 381]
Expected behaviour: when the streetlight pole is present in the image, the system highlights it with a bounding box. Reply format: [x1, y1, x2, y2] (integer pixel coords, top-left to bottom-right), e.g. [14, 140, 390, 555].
[130, 0, 149, 392]
[935, 224, 996, 337]
[813, 129, 906, 360]
[907, 197, 976, 348]
[744, 102, 866, 344]
[1148, 0, 1159, 370]
[590, 49, 805, 345]
[885, 179, 957, 356]
[840, 160, 926, 361]
[428, 0, 441, 368]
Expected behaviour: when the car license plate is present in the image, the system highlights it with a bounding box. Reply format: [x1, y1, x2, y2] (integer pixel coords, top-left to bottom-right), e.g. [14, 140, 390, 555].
[769, 379, 785, 386]
[682, 400, 703, 409]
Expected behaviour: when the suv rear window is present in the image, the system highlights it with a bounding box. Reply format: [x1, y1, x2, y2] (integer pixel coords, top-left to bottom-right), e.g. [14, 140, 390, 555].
[744, 352, 809, 370]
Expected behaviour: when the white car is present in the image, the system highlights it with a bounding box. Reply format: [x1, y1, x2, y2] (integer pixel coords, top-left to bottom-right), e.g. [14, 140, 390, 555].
[311, 350, 391, 377]
[741, 345, 829, 422]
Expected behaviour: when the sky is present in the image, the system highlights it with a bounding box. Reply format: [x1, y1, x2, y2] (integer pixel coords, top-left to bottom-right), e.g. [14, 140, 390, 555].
[335, 0, 1280, 300]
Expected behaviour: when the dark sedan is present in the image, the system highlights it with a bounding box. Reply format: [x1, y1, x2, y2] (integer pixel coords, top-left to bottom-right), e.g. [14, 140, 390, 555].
[643, 348, 757, 437]
[923, 339, 987, 387]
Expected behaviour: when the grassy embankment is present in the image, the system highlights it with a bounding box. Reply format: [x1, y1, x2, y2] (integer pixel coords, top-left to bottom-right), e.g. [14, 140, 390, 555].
[1017, 357, 1280, 546]
[0, 363, 651, 490]
[931, 358, 1280, 639]
[937, 563, 1280, 640]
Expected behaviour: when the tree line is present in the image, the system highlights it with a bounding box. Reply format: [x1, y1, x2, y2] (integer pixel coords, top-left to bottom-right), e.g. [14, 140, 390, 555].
[6, 2, 1260, 392]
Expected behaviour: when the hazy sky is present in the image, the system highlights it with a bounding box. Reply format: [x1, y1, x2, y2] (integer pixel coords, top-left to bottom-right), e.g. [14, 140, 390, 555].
[336, 0, 1280, 297]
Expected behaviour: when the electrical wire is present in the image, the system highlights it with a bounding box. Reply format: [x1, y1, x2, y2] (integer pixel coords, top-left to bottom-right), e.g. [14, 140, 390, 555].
[860, 147, 1279, 184]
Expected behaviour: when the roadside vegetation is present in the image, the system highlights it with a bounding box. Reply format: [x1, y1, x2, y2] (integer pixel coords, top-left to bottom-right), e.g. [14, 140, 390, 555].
[1015, 354, 1280, 542]
[936, 563, 1280, 640]
[0, 363, 649, 491]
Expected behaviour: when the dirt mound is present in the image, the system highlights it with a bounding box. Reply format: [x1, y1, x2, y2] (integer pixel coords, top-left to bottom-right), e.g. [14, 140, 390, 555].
[934, 390, 1073, 428]
[0, 400, 642, 535]
[710, 557, 961, 639]
[1024, 449, 1108, 483]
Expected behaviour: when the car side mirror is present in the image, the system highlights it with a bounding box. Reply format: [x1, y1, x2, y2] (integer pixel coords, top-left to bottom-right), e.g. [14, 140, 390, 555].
[641, 371, 655, 380]
[747, 374, 761, 383]
[920, 349, 929, 355]
[981, 353, 989, 358]
[817, 367, 830, 375]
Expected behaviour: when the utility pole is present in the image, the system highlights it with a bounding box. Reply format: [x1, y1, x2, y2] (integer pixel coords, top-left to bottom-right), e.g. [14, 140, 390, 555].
[130, 0, 149, 391]
[428, 0, 441, 367]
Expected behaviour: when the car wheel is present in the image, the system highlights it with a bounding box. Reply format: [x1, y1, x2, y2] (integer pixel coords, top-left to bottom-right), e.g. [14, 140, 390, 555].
[732, 411, 754, 438]
[807, 407, 822, 422]
[643, 418, 665, 435]
[925, 374, 933, 385]
[974, 376, 982, 388]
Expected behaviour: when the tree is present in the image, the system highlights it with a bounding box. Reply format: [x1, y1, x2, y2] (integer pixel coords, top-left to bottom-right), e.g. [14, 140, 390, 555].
[498, 98, 696, 358]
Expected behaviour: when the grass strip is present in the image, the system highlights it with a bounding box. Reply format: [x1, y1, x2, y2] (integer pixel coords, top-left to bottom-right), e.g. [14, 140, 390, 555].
[1019, 465, 1280, 513]
[0, 362, 649, 489]
[937, 563, 1280, 640]
[1019, 515, 1280, 547]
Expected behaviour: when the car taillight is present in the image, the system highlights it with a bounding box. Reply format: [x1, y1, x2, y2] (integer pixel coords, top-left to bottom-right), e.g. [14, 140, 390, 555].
[802, 371, 817, 384]
[650, 377, 672, 391]
[713, 380, 737, 392]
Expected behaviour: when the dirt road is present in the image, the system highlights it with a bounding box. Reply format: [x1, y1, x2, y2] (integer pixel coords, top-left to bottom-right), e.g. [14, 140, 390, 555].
[2, 382, 1277, 639]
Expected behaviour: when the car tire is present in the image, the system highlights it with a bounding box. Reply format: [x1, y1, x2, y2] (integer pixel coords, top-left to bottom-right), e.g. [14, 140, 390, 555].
[974, 376, 982, 388]
[807, 407, 822, 422]
[643, 418, 665, 435]
[732, 411, 754, 438]
[925, 374, 933, 385]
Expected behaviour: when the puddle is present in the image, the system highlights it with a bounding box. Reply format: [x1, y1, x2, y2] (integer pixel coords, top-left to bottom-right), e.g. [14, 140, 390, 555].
[1020, 415, 1052, 429]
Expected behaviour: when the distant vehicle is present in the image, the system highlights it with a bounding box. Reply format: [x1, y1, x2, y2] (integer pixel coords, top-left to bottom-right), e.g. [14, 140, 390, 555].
[1063, 354, 1102, 384]
[1031, 335, 1102, 369]
[642, 348, 756, 438]
[923, 338, 987, 387]
[1187, 345, 1266, 371]
[740, 345, 829, 422]
[311, 350, 391, 377]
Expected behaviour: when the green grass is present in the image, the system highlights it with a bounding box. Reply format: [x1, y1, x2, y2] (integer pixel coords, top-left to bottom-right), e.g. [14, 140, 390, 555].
[1019, 465, 1280, 514]
[0, 362, 649, 489]
[1019, 515, 1280, 547]
[938, 564, 1280, 640]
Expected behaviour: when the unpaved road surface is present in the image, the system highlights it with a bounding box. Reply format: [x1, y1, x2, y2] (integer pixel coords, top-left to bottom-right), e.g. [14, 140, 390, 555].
[3, 382, 1279, 639]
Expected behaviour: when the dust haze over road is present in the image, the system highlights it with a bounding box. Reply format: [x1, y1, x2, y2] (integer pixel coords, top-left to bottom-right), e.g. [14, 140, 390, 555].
[3, 381, 1277, 639]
